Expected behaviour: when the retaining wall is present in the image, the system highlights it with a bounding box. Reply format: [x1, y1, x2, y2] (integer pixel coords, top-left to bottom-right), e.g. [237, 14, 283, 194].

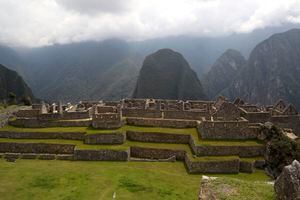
[10, 119, 92, 128]
[239, 160, 255, 173]
[74, 149, 128, 161]
[0, 131, 85, 140]
[185, 155, 240, 174]
[130, 146, 186, 161]
[126, 131, 190, 144]
[84, 133, 125, 144]
[0, 142, 75, 154]
[193, 145, 265, 157]
[92, 120, 122, 129]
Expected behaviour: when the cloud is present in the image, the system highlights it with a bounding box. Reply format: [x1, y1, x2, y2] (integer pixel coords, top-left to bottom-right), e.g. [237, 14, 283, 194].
[55, 0, 131, 15]
[0, 0, 300, 47]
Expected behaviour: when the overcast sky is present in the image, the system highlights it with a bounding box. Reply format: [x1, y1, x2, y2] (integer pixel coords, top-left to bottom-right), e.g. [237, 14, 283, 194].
[0, 0, 300, 47]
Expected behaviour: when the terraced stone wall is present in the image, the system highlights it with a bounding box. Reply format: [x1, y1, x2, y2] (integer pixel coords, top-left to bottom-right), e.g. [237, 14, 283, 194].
[185, 155, 240, 174]
[0, 142, 75, 154]
[130, 146, 186, 161]
[193, 145, 265, 157]
[10, 119, 92, 128]
[126, 117, 198, 128]
[126, 131, 190, 144]
[84, 133, 125, 144]
[74, 149, 128, 161]
[0, 131, 85, 140]
[239, 160, 255, 173]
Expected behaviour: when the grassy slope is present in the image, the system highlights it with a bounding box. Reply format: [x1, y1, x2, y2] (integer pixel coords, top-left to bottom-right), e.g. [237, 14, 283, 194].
[0, 159, 274, 200]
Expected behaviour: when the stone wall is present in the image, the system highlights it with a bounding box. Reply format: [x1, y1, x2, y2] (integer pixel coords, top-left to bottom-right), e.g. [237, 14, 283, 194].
[92, 113, 122, 129]
[198, 119, 259, 140]
[16, 109, 40, 118]
[130, 146, 186, 161]
[164, 110, 208, 120]
[239, 160, 255, 173]
[10, 118, 92, 128]
[126, 131, 190, 144]
[74, 149, 128, 161]
[0, 131, 85, 140]
[84, 133, 125, 144]
[193, 145, 265, 157]
[122, 108, 162, 118]
[0, 142, 75, 154]
[97, 106, 116, 113]
[271, 115, 300, 136]
[243, 112, 271, 123]
[126, 117, 198, 128]
[185, 155, 240, 174]
[61, 111, 90, 120]
[37, 113, 62, 120]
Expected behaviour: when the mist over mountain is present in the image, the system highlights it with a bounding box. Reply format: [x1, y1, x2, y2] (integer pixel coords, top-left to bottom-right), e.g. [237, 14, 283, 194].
[18, 39, 143, 102]
[0, 24, 300, 102]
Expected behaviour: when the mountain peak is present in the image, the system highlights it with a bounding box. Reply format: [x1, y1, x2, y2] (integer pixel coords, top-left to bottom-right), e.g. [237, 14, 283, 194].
[203, 49, 246, 99]
[132, 49, 206, 100]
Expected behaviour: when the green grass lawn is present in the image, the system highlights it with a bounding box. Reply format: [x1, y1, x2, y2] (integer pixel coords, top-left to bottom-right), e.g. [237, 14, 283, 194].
[0, 159, 274, 200]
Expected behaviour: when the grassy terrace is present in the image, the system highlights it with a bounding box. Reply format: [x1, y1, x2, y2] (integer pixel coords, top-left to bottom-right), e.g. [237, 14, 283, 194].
[0, 138, 192, 151]
[240, 156, 265, 162]
[187, 155, 240, 162]
[0, 138, 264, 163]
[0, 159, 274, 200]
[0, 125, 264, 146]
[0, 125, 197, 135]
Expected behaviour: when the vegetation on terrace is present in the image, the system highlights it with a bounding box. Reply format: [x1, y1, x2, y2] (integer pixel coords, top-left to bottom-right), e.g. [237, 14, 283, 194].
[0, 125, 263, 146]
[0, 138, 263, 163]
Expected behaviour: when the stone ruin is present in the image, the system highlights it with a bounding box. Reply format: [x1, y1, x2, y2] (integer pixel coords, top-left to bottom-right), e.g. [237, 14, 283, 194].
[10, 97, 300, 138]
[0, 96, 298, 176]
[91, 104, 122, 129]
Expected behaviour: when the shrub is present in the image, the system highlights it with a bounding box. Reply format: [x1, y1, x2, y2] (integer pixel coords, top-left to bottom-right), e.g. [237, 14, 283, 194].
[264, 125, 300, 178]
